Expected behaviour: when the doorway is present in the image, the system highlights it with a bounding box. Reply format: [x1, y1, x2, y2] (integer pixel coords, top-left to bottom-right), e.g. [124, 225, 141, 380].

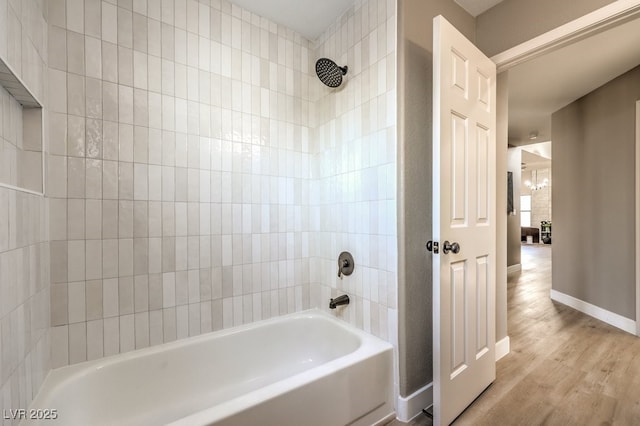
[497, 1, 640, 340]
[518, 144, 552, 280]
[520, 145, 552, 245]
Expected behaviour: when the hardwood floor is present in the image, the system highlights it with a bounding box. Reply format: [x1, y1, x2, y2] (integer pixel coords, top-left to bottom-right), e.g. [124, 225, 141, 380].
[389, 244, 640, 426]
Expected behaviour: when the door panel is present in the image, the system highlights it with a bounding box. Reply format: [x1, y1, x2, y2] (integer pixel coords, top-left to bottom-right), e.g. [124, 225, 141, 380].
[476, 256, 489, 357]
[476, 125, 490, 223]
[433, 15, 497, 426]
[450, 260, 467, 378]
[450, 112, 468, 224]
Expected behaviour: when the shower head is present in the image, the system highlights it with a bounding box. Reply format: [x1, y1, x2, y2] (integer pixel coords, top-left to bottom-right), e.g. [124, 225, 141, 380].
[315, 58, 348, 88]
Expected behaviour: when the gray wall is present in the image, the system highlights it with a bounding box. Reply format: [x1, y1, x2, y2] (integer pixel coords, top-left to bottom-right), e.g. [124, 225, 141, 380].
[396, 0, 617, 399]
[397, 0, 475, 397]
[507, 147, 522, 267]
[496, 72, 510, 341]
[552, 66, 640, 320]
[476, 0, 615, 56]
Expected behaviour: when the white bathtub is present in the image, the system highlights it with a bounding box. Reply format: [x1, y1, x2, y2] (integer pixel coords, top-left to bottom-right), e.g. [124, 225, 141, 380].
[26, 309, 394, 426]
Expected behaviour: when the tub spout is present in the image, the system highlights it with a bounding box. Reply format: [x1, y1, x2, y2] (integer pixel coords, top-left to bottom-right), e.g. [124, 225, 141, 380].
[329, 295, 350, 309]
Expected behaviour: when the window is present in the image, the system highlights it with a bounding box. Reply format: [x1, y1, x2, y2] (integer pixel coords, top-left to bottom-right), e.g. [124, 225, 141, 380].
[521, 195, 531, 227]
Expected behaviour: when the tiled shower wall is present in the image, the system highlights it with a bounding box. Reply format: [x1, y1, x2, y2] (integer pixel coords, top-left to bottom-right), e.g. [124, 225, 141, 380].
[531, 168, 551, 229]
[0, 0, 50, 419]
[48, 0, 398, 368]
[48, 0, 313, 366]
[0, 87, 23, 187]
[310, 0, 397, 341]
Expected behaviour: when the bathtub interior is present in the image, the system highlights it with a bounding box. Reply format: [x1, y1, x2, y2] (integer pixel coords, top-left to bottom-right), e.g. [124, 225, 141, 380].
[26, 310, 393, 426]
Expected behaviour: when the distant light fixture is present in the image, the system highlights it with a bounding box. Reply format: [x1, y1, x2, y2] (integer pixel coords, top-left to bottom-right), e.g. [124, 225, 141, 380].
[529, 131, 538, 140]
[525, 170, 548, 191]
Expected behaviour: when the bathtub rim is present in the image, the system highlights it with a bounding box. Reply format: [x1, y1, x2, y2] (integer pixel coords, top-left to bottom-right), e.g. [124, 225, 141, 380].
[169, 310, 394, 425]
[31, 308, 394, 424]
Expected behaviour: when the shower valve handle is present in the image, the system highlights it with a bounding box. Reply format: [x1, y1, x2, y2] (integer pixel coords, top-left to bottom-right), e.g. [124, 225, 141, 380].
[337, 252, 354, 278]
[338, 259, 349, 277]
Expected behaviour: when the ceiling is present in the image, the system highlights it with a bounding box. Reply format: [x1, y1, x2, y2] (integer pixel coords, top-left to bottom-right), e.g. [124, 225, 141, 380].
[507, 15, 640, 146]
[520, 141, 551, 172]
[454, 0, 505, 17]
[228, 0, 355, 40]
[521, 147, 551, 171]
[230, 0, 506, 41]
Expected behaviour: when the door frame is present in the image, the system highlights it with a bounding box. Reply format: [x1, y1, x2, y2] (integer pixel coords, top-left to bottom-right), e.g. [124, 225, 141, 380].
[491, 0, 640, 72]
[636, 100, 640, 336]
[486, 0, 640, 345]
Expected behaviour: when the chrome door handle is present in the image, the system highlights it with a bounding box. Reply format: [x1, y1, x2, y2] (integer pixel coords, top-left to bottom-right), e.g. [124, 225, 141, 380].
[442, 241, 460, 254]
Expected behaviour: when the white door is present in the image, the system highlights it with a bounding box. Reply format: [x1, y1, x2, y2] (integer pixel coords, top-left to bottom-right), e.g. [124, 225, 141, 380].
[432, 15, 497, 426]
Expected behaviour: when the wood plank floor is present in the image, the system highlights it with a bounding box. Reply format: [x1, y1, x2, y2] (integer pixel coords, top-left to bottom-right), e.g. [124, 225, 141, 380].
[389, 244, 640, 426]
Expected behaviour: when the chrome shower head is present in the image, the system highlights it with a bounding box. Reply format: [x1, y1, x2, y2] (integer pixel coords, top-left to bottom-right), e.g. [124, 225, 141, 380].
[315, 58, 348, 88]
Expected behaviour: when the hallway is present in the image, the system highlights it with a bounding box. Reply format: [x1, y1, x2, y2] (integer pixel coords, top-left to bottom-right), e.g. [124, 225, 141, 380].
[456, 244, 640, 425]
[400, 244, 640, 425]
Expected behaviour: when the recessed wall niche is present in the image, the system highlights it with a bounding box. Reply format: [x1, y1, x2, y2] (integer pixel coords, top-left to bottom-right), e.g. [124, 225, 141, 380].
[0, 56, 43, 194]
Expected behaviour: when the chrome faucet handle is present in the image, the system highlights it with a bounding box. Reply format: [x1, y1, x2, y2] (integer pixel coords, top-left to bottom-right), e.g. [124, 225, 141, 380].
[337, 252, 354, 278]
[338, 258, 349, 277]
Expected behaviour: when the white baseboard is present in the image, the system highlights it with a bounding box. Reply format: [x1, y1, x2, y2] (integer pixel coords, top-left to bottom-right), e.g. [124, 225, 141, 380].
[373, 413, 397, 426]
[396, 339, 508, 423]
[507, 264, 522, 274]
[495, 336, 510, 361]
[396, 382, 433, 423]
[550, 289, 636, 334]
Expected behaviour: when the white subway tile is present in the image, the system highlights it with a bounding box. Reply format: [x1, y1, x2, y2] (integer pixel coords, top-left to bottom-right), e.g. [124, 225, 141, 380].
[162, 272, 175, 308]
[162, 307, 176, 341]
[68, 322, 87, 364]
[101, 2, 118, 44]
[119, 314, 135, 352]
[86, 319, 104, 360]
[67, 240, 86, 282]
[86, 240, 103, 280]
[68, 280, 87, 325]
[67, 0, 85, 33]
[86, 280, 104, 320]
[103, 316, 120, 356]
[134, 312, 149, 348]
[103, 277, 119, 317]
[67, 31, 85, 75]
[50, 326, 69, 368]
[86, 0, 102, 39]
[149, 309, 163, 345]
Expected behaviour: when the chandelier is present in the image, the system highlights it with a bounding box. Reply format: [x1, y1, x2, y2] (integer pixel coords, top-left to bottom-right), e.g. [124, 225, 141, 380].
[525, 170, 548, 191]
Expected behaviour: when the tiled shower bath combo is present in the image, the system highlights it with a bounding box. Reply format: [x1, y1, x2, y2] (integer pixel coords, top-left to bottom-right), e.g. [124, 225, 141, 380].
[0, 0, 397, 424]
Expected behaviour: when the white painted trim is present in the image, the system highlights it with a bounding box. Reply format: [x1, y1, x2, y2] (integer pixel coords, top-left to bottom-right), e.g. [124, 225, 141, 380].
[491, 0, 640, 72]
[0, 53, 44, 107]
[41, 108, 46, 197]
[397, 340, 508, 422]
[507, 264, 521, 275]
[550, 289, 636, 334]
[395, 382, 433, 423]
[0, 182, 44, 197]
[495, 336, 510, 361]
[372, 413, 397, 426]
[636, 101, 640, 337]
